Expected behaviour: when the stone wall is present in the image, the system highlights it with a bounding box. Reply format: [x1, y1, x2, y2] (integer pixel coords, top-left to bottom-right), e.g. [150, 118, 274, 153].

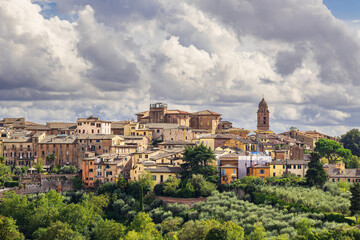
[15, 174, 79, 195]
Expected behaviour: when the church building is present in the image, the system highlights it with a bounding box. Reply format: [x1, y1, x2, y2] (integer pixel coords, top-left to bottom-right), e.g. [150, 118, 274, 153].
[257, 97, 270, 131]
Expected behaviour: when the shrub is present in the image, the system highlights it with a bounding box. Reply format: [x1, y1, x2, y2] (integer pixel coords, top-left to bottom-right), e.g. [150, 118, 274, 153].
[4, 181, 18, 188]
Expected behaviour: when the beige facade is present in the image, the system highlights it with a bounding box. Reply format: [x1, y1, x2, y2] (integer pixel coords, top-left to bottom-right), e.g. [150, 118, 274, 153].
[77, 116, 112, 134]
[3, 133, 34, 166]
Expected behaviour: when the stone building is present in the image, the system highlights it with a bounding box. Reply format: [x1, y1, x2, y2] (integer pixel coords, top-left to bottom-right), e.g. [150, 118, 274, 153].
[3, 132, 34, 166]
[190, 110, 221, 133]
[36, 133, 79, 167]
[136, 103, 191, 126]
[77, 116, 112, 134]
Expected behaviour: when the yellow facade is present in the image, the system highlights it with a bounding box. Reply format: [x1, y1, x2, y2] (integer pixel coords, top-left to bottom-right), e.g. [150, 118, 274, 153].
[223, 139, 257, 152]
[192, 137, 215, 150]
[220, 167, 237, 184]
[270, 163, 286, 177]
[149, 172, 179, 185]
[124, 123, 153, 140]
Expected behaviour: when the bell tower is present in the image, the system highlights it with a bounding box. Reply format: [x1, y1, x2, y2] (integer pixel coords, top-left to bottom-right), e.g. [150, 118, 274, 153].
[257, 97, 270, 131]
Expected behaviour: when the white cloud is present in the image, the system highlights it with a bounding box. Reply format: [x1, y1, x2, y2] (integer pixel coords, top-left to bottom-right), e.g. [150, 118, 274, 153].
[0, 0, 359, 137]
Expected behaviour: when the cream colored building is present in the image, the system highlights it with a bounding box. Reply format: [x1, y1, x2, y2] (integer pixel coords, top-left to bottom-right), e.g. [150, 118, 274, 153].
[77, 116, 112, 134]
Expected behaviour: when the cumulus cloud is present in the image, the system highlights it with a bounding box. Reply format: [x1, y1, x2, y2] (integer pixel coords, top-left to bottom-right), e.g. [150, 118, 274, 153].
[0, 0, 359, 136]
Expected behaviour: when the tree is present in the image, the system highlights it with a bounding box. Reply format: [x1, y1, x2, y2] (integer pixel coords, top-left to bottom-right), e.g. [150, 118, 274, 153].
[72, 176, 83, 190]
[137, 171, 155, 211]
[248, 222, 266, 240]
[130, 212, 159, 238]
[21, 166, 29, 177]
[0, 215, 24, 240]
[118, 174, 128, 190]
[305, 152, 328, 188]
[181, 145, 217, 181]
[34, 158, 44, 174]
[341, 129, 360, 157]
[0, 163, 11, 186]
[59, 165, 77, 174]
[32, 221, 84, 240]
[314, 138, 352, 164]
[163, 177, 181, 196]
[189, 174, 216, 197]
[46, 153, 56, 168]
[91, 219, 126, 240]
[161, 217, 183, 234]
[350, 183, 360, 215]
[205, 227, 227, 240]
[343, 155, 360, 169]
[0, 156, 5, 164]
[296, 219, 315, 240]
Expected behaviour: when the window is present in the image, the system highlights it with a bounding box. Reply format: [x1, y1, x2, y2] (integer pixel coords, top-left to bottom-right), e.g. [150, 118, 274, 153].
[273, 165, 275, 169]
[260, 170, 265, 174]
[152, 175, 156, 181]
[90, 162, 93, 165]
[298, 165, 302, 169]
[273, 173, 276, 177]
[221, 169, 225, 176]
[233, 169, 236, 174]
[91, 123, 95, 126]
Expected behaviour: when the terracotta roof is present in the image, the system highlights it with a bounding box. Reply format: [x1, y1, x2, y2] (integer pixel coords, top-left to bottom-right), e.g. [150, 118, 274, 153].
[135, 111, 149, 116]
[220, 152, 246, 158]
[270, 160, 309, 165]
[39, 135, 77, 144]
[144, 123, 180, 129]
[191, 110, 221, 116]
[196, 134, 236, 139]
[26, 125, 50, 130]
[221, 164, 237, 168]
[46, 122, 77, 129]
[166, 110, 190, 115]
[77, 134, 122, 140]
[159, 141, 195, 146]
[251, 164, 270, 168]
[144, 166, 182, 173]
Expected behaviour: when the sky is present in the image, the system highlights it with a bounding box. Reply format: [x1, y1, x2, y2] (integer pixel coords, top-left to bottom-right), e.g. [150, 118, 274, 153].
[0, 0, 360, 137]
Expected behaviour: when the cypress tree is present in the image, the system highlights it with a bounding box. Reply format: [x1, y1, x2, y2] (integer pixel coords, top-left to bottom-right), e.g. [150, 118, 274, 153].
[350, 183, 360, 215]
[305, 152, 328, 187]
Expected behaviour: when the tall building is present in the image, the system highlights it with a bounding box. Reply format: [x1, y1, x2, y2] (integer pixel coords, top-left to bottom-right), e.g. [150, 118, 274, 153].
[257, 98, 270, 131]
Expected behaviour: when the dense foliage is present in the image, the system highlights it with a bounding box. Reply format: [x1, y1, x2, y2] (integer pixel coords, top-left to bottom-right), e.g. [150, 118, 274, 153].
[192, 192, 349, 238]
[341, 129, 360, 157]
[155, 174, 216, 198]
[314, 139, 352, 164]
[256, 185, 351, 214]
[181, 145, 218, 182]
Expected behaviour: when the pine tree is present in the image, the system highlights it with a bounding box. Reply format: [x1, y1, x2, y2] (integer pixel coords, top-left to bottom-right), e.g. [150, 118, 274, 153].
[305, 152, 328, 187]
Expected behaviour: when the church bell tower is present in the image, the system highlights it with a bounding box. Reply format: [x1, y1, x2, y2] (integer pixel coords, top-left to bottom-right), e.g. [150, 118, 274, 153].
[257, 97, 270, 131]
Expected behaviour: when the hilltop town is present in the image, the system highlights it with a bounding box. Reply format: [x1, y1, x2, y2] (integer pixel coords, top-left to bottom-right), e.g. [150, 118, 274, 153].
[0, 98, 349, 186]
[1, 98, 360, 240]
